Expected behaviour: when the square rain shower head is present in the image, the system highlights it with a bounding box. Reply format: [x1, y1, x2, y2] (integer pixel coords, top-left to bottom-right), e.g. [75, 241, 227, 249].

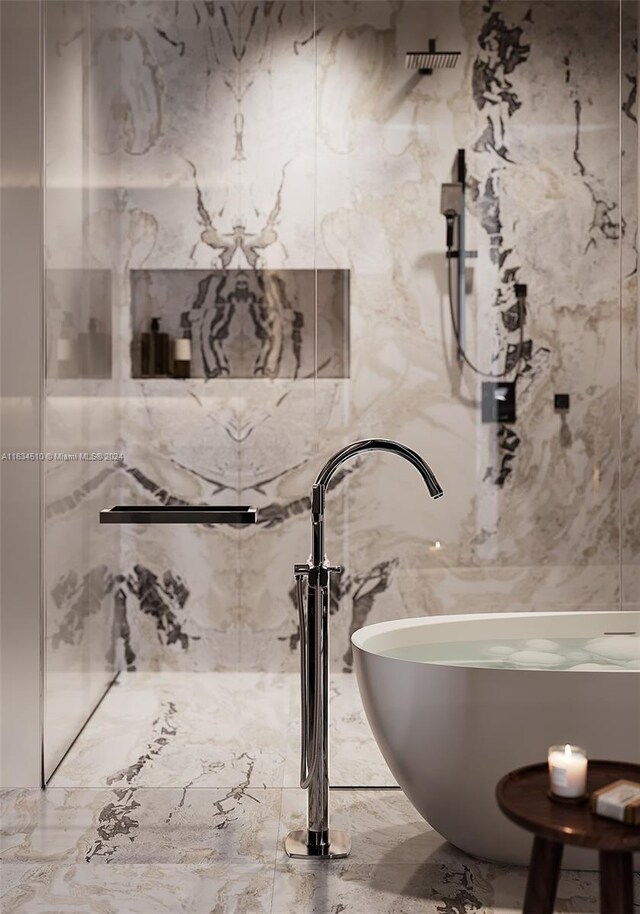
[405, 38, 460, 73]
[405, 50, 461, 71]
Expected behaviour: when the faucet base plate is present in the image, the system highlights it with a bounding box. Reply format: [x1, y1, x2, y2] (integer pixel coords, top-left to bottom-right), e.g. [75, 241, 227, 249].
[284, 829, 351, 859]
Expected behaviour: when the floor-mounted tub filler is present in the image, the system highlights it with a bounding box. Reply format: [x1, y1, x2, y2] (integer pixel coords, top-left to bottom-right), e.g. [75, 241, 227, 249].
[285, 439, 443, 859]
[352, 610, 640, 869]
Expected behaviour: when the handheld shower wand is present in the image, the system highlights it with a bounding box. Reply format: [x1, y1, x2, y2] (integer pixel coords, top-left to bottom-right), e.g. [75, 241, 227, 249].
[440, 152, 475, 362]
[440, 151, 526, 379]
[440, 183, 463, 250]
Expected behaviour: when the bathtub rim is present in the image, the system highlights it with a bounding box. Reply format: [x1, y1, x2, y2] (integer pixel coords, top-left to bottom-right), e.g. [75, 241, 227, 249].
[351, 609, 640, 672]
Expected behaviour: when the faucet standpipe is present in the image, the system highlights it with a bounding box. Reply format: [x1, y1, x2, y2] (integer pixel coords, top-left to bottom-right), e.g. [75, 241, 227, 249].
[287, 556, 347, 860]
[285, 439, 443, 860]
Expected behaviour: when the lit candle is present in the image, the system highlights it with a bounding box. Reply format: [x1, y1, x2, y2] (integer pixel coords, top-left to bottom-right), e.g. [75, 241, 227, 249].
[548, 744, 588, 798]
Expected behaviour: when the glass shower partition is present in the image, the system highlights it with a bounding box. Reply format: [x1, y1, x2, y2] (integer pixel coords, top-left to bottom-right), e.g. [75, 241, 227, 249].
[43, 1, 120, 779]
[314, 0, 629, 677]
[36, 0, 636, 791]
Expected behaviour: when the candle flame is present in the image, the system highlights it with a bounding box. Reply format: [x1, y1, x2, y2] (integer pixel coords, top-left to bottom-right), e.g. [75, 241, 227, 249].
[564, 744, 572, 757]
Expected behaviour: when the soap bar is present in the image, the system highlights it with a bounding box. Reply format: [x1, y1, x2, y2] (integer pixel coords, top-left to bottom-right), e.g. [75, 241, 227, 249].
[590, 780, 640, 825]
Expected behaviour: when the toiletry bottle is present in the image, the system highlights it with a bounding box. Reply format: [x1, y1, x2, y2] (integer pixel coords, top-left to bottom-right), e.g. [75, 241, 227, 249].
[154, 317, 170, 376]
[57, 311, 79, 379]
[142, 316, 169, 377]
[131, 326, 142, 378]
[139, 320, 152, 378]
[172, 319, 192, 379]
[139, 319, 152, 378]
[80, 317, 110, 378]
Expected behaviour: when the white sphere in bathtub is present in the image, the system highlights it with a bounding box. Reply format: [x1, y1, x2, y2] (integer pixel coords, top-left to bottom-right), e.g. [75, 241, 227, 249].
[524, 638, 560, 652]
[510, 650, 564, 667]
[585, 634, 640, 662]
[487, 645, 513, 657]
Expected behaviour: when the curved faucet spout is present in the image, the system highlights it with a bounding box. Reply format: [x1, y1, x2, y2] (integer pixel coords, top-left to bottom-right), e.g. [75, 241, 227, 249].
[314, 437, 443, 504]
[310, 438, 443, 588]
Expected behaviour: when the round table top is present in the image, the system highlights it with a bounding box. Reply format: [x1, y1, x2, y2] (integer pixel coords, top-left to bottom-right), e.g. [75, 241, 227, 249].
[496, 760, 640, 852]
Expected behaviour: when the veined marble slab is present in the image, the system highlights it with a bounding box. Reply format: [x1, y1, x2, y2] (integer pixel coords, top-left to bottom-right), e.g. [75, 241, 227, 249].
[0, 863, 275, 913]
[273, 790, 602, 914]
[47, 672, 392, 790]
[0, 786, 610, 913]
[1, 787, 281, 866]
[48, 673, 292, 790]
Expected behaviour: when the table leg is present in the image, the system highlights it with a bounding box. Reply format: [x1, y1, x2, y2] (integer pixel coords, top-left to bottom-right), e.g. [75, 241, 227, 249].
[523, 836, 563, 914]
[599, 851, 634, 914]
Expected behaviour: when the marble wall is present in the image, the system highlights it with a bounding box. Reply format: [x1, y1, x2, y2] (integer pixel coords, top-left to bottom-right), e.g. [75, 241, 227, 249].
[42, 0, 636, 698]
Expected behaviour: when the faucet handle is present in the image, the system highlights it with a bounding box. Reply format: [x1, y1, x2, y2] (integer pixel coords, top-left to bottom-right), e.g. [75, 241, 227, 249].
[294, 563, 311, 578]
[327, 564, 342, 575]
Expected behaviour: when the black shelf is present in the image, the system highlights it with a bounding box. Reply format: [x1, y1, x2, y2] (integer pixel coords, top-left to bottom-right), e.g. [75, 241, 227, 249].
[100, 505, 257, 525]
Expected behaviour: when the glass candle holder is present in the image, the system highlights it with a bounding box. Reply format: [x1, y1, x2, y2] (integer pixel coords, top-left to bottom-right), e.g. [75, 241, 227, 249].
[548, 744, 588, 798]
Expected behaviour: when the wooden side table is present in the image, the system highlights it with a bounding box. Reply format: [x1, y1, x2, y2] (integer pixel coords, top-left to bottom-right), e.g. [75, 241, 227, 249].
[496, 760, 640, 914]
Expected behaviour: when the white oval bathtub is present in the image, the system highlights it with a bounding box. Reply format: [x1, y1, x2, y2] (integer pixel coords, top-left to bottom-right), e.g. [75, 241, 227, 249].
[352, 611, 640, 869]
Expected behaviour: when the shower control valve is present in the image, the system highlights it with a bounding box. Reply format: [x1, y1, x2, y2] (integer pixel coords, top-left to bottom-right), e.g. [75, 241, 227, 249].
[301, 564, 343, 588]
[294, 564, 342, 586]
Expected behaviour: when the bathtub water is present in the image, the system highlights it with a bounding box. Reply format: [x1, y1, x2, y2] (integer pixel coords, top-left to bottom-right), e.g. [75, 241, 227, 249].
[383, 634, 640, 670]
[352, 611, 640, 869]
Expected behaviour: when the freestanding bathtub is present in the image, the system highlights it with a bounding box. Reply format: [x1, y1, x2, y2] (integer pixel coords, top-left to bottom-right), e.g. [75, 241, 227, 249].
[352, 610, 640, 869]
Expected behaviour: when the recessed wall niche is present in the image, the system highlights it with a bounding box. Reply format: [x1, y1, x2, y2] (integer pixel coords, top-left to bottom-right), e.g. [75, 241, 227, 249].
[130, 269, 350, 380]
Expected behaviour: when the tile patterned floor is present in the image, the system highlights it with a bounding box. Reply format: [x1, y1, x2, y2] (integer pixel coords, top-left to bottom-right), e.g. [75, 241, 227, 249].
[0, 673, 635, 913]
[46, 673, 395, 791]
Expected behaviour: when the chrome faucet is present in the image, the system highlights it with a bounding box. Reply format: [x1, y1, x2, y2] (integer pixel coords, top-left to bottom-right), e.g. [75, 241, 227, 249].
[284, 438, 443, 859]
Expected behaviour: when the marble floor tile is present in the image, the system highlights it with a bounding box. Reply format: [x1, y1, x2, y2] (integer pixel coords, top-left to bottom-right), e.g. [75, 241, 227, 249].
[0, 863, 275, 914]
[10, 673, 629, 913]
[1, 789, 103, 864]
[83, 787, 283, 865]
[49, 673, 292, 790]
[1, 787, 282, 866]
[50, 671, 391, 792]
[0, 865, 41, 899]
[270, 860, 600, 914]
[0, 785, 622, 913]
[273, 790, 601, 914]
[278, 788, 440, 866]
